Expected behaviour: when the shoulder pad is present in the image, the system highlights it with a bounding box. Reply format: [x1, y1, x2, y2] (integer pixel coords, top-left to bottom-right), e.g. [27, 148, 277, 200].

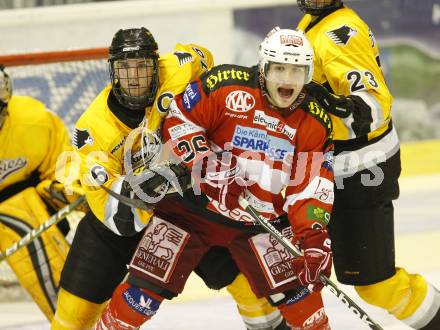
[325, 24, 358, 46]
[200, 64, 258, 95]
[303, 96, 333, 135]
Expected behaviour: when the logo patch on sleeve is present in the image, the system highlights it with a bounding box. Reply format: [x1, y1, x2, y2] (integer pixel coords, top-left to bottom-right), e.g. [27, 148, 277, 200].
[326, 25, 357, 46]
[306, 205, 331, 226]
[173, 51, 194, 66]
[182, 81, 201, 112]
[73, 128, 94, 149]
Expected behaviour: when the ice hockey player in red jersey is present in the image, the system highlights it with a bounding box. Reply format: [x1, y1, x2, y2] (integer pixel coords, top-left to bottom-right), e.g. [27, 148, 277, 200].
[95, 27, 334, 330]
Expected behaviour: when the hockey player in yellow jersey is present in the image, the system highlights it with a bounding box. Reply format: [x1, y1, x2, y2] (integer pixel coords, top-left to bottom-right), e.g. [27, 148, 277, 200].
[0, 64, 83, 321]
[296, 1, 440, 329]
[52, 28, 286, 330]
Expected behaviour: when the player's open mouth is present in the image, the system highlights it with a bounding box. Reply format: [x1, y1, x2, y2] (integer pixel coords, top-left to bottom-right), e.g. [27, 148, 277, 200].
[278, 87, 294, 98]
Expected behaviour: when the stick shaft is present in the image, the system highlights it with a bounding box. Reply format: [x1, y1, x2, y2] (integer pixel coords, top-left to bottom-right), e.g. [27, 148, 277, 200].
[239, 198, 384, 330]
[0, 195, 86, 262]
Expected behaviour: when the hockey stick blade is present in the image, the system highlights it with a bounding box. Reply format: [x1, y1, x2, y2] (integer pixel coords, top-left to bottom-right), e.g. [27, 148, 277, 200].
[238, 198, 384, 330]
[0, 195, 86, 262]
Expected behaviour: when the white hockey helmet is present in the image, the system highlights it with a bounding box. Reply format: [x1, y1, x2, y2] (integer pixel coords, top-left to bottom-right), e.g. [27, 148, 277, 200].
[258, 27, 314, 84]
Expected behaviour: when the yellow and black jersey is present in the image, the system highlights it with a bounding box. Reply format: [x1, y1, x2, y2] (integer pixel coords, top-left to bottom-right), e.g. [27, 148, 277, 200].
[297, 6, 394, 143]
[0, 96, 70, 201]
[74, 43, 213, 236]
[147, 43, 214, 133]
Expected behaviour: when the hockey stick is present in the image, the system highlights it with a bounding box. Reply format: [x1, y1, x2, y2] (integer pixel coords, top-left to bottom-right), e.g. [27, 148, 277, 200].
[0, 195, 86, 263]
[238, 198, 384, 330]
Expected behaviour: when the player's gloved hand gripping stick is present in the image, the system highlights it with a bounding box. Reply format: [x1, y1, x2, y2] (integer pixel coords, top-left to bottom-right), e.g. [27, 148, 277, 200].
[238, 198, 384, 330]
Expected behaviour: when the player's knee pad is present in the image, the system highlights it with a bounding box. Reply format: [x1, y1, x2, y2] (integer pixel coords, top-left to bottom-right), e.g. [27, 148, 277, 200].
[0, 187, 70, 321]
[96, 282, 164, 330]
[355, 267, 440, 329]
[51, 288, 106, 330]
[278, 291, 329, 330]
[226, 273, 284, 330]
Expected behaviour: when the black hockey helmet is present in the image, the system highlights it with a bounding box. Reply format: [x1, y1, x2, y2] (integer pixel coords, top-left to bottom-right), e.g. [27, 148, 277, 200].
[297, 0, 342, 16]
[108, 27, 159, 111]
[0, 64, 12, 125]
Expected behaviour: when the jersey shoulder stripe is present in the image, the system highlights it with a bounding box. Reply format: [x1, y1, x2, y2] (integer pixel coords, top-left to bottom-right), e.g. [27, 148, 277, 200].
[200, 64, 258, 95]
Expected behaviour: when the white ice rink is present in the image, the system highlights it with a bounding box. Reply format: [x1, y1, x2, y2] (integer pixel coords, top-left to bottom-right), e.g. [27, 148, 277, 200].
[1, 174, 439, 330]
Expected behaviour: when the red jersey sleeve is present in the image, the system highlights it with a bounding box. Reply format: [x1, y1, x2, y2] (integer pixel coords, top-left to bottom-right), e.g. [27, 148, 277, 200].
[284, 100, 334, 240]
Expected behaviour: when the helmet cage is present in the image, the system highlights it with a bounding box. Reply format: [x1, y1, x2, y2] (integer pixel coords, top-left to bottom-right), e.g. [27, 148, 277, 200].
[108, 28, 159, 111]
[297, 0, 342, 16]
[109, 56, 159, 110]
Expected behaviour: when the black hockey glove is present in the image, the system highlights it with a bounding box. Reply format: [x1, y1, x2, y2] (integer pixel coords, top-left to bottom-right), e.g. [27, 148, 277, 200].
[136, 163, 191, 199]
[305, 82, 355, 118]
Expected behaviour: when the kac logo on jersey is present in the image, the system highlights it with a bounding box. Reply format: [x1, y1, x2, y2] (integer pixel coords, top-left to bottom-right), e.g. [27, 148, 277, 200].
[73, 128, 94, 149]
[232, 125, 295, 161]
[225, 90, 255, 113]
[182, 81, 201, 112]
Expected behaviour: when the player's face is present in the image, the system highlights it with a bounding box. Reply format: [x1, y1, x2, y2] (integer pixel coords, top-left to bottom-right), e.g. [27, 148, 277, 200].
[115, 58, 155, 97]
[265, 63, 306, 108]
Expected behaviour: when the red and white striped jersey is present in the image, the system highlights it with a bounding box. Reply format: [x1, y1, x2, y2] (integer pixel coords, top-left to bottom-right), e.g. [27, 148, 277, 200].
[163, 64, 334, 239]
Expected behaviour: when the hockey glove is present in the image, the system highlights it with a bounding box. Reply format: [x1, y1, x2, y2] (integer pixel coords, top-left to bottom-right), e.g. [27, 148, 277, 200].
[193, 152, 246, 210]
[136, 163, 191, 199]
[36, 179, 88, 212]
[305, 81, 355, 118]
[291, 229, 332, 292]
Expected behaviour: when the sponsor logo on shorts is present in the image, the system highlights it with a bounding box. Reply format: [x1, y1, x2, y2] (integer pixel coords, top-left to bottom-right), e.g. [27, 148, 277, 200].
[249, 231, 297, 289]
[130, 217, 189, 283]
